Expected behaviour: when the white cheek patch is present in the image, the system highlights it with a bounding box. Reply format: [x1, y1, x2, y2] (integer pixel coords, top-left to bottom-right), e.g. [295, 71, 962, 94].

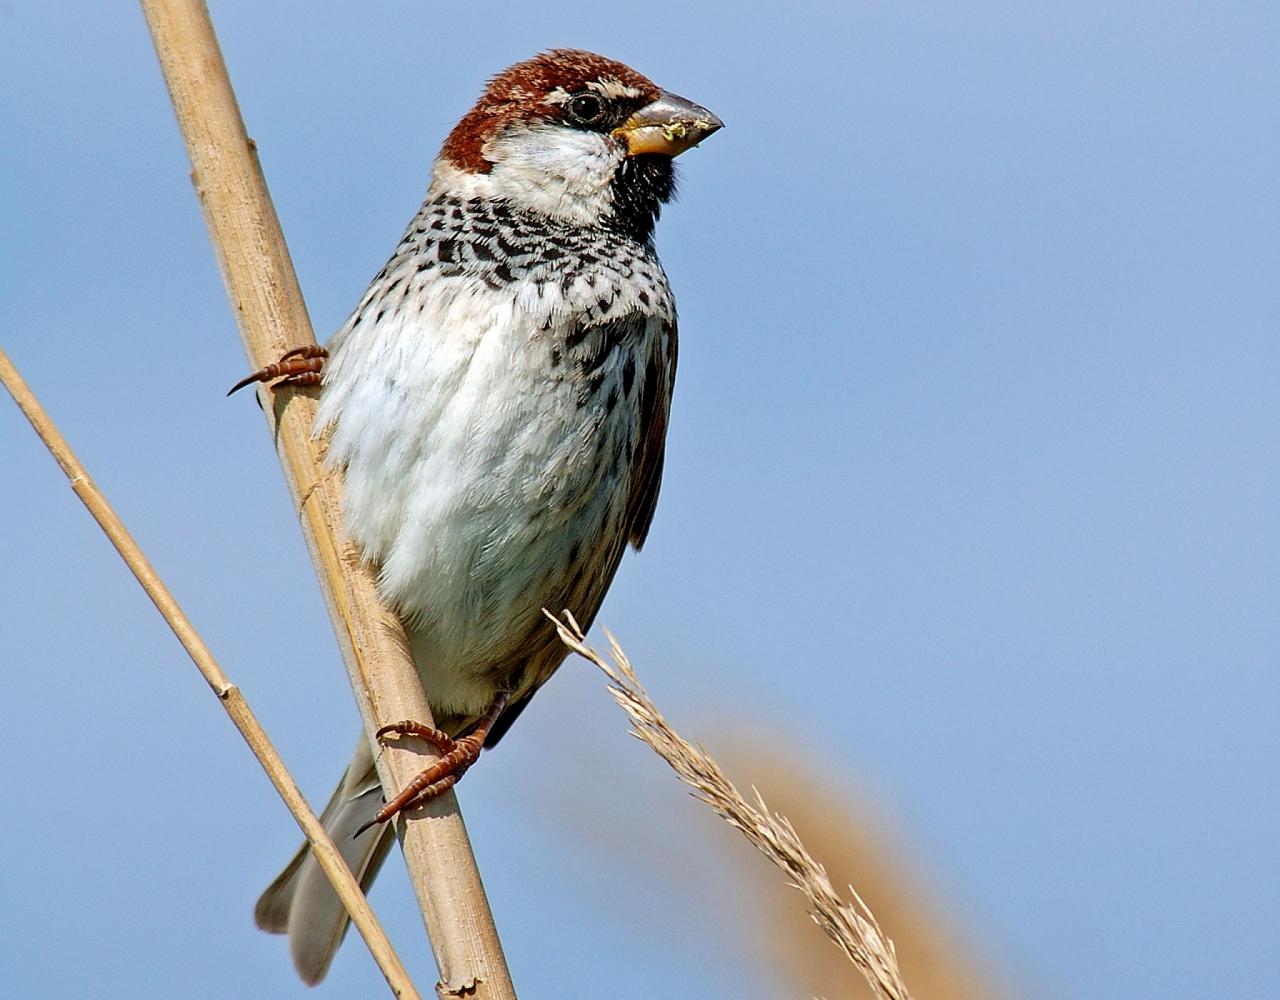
[484, 124, 623, 226]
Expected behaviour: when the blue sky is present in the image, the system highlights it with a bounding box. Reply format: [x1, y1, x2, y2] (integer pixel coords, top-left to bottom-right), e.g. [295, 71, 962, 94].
[3, 2, 1277, 998]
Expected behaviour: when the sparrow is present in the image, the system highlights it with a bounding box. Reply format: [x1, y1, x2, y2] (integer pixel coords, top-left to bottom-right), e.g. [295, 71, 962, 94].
[238, 50, 721, 983]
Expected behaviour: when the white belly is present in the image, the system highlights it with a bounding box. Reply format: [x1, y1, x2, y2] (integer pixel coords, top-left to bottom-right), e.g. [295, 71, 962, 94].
[317, 274, 646, 718]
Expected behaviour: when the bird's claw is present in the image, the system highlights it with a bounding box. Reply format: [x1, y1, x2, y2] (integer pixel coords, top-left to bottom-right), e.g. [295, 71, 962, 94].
[352, 693, 511, 839]
[375, 720, 458, 755]
[351, 729, 479, 839]
[227, 345, 328, 396]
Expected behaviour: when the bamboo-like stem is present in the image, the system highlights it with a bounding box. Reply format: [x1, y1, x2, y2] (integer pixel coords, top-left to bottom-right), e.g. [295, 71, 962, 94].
[0, 349, 419, 1000]
[548, 612, 915, 1000]
[136, 3, 515, 997]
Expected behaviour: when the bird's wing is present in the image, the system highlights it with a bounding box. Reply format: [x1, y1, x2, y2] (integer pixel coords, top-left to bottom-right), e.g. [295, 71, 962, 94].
[484, 316, 677, 749]
[627, 315, 678, 550]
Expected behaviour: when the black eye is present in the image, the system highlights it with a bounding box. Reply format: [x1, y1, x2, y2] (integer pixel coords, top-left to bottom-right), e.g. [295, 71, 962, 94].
[567, 93, 605, 126]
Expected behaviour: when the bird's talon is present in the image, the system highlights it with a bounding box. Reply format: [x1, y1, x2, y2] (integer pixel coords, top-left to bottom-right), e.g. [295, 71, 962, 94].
[375, 720, 456, 752]
[366, 694, 510, 825]
[351, 815, 383, 841]
[227, 345, 328, 396]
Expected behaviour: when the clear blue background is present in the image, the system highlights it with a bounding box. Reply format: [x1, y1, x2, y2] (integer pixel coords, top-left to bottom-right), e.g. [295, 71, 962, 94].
[3, 2, 1276, 997]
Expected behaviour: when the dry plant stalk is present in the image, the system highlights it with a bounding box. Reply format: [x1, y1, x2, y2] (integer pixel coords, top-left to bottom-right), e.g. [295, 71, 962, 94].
[136, 2, 514, 996]
[0, 349, 418, 1000]
[547, 612, 915, 1000]
[718, 742, 1002, 1000]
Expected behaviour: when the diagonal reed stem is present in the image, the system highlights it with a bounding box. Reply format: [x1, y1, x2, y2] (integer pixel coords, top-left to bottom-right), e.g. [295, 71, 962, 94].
[135, 3, 516, 996]
[0, 348, 420, 1000]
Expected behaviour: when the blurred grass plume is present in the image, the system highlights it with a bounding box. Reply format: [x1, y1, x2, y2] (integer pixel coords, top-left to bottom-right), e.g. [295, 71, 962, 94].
[548, 611, 914, 1000]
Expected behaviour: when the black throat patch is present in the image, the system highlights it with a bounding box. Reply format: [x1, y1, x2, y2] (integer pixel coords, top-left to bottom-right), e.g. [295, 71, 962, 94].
[606, 155, 677, 245]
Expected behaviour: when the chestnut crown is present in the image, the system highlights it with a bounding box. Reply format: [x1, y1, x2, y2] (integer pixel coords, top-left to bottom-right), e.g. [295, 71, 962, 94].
[440, 50, 663, 173]
[430, 50, 721, 241]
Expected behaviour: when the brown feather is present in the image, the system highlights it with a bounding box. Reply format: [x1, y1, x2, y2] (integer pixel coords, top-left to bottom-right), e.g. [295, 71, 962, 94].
[440, 49, 660, 174]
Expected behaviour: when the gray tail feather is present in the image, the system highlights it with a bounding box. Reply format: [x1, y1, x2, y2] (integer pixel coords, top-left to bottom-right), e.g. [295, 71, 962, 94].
[255, 736, 395, 985]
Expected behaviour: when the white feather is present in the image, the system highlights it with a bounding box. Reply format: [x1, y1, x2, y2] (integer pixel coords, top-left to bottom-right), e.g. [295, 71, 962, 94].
[429, 125, 623, 229]
[319, 257, 666, 718]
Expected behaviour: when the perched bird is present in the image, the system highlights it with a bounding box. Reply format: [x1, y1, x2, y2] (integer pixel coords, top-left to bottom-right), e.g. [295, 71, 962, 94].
[240, 49, 721, 983]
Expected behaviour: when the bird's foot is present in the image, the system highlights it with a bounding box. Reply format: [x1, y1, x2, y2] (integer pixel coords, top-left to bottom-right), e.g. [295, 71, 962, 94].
[353, 692, 510, 838]
[227, 345, 328, 396]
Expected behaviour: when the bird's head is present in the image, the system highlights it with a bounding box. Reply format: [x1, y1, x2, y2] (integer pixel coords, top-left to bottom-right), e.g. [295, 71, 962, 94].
[430, 49, 722, 241]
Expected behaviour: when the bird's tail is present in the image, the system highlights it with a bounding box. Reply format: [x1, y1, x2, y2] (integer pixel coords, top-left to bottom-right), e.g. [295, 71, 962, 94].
[254, 735, 394, 985]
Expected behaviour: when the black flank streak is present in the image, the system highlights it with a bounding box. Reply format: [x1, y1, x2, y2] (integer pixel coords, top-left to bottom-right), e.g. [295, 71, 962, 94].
[622, 355, 636, 396]
[494, 232, 521, 257]
[565, 324, 593, 352]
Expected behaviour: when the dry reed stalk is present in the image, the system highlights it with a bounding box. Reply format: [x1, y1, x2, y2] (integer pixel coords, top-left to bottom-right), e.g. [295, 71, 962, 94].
[547, 612, 915, 1000]
[136, 3, 514, 996]
[0, 349, 419, 1000]
[717, 742, 1003, 999]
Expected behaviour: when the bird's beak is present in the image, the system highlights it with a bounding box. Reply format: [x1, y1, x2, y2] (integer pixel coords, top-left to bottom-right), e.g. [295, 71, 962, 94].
[613, 91, 723, 157]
